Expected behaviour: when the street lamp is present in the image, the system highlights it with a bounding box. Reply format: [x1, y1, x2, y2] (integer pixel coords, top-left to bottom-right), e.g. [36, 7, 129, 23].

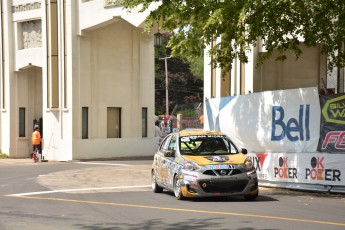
[154, 31, 162, 47]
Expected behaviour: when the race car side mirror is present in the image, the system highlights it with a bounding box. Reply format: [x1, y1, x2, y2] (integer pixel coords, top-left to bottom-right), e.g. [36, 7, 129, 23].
[164, 149, 175, 157]
[241, 148, 248, 154]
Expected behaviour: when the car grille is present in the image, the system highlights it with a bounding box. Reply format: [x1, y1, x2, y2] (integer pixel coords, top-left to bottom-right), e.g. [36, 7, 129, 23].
[203, 169, 242, 176]
[198, 179, 248, 193]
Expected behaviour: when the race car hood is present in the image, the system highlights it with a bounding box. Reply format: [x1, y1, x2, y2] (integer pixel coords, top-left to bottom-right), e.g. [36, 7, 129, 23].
[182, 154, 247, 165]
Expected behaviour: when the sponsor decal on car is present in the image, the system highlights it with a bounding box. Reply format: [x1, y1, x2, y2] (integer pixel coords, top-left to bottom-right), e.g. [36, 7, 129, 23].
[204, 156, 229, 162]
[183, 154, 246, 165]
[207, 164, 235, 170]
[180, 135, 225, 142]
[183, 174, 197, 181]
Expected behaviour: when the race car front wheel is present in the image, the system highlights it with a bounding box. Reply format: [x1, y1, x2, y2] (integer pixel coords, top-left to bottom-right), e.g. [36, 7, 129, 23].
[173, 175, 185, 200]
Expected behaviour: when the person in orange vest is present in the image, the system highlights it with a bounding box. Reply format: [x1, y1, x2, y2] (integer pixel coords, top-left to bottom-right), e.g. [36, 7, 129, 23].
[199, 114, 204, 125]
[32, 126, 41, 159]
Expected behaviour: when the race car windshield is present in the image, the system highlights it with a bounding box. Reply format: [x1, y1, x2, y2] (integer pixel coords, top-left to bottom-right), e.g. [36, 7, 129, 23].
[179, 135, 239, 156]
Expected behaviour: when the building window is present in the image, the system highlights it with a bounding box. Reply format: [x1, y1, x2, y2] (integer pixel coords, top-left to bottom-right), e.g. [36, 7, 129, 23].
[107, 107, 121, 138]
[82, 107, 88, 139]
[19, 108, 25, 137]
[142, 107, 148, 137]
[19, 20, 42, 49]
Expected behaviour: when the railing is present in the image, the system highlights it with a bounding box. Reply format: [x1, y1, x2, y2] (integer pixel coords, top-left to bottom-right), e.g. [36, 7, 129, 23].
[12, 2, 41, 13]
[104, 0, 124, 7]
[82, 0, 124, 7]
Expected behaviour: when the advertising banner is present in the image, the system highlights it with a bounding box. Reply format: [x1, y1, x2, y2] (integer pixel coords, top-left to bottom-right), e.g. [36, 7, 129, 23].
[318, 93, 345, 153]
[248, 152, 345, 188]
[205, 87, 321, 153]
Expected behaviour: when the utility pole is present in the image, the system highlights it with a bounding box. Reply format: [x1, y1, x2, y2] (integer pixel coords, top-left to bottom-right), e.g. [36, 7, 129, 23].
[160, 56, 171, 116]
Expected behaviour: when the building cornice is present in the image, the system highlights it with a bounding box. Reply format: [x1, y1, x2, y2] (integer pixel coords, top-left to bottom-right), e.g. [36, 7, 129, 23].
[12, 2, 41, 13]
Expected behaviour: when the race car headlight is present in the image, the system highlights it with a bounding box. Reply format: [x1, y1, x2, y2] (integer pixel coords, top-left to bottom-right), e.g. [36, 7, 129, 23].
[183, 161, 201, 171]
[243, 157, 254, 170]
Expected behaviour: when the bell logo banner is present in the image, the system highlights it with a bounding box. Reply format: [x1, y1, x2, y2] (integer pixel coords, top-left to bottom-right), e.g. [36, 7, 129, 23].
[271, 105, 310, 142]
[205, 87, 320, 153]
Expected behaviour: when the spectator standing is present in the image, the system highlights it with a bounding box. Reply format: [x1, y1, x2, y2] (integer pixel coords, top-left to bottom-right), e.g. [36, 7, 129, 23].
[32, 126, 41, 159]
[155, 121, 164, 150]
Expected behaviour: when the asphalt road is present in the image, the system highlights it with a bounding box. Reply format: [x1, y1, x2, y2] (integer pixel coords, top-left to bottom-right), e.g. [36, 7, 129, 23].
[0, 158, 345, 230]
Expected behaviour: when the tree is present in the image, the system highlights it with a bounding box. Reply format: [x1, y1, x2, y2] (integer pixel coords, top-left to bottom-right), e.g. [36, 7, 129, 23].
[187, 55, 204, 79]
[153, 30, 202, 115]
[155, 55, 203, 115]
[123, 0, 345, 74]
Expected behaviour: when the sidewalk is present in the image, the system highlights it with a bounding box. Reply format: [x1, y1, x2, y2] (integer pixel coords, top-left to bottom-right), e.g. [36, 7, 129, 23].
[0, 155, 153, 164]
[0, 157, 152, 194]
[0, 158, 34, 164]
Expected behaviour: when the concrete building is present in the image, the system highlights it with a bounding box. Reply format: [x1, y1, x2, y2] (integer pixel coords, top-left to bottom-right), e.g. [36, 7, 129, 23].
[0, 0, 158, 160]
[204, 41, 341, 98]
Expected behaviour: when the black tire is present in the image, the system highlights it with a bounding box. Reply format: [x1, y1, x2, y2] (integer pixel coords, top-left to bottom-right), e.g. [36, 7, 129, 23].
[244, 191, 258, 201]
[151, 170, 163, 193]
[173, 175, 185, 200]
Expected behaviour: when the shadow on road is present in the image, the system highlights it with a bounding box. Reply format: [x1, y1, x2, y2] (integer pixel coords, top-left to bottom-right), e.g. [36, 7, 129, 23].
[74, 218, 276, 230]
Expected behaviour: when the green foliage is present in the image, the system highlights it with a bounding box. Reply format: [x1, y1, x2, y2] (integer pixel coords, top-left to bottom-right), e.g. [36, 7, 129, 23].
[123, 0, 345, 73]
[187, 56, 204, 79]
[178, 108, 195, 116]
[155, 55, 203, 115]
[0, 151, 9, 159]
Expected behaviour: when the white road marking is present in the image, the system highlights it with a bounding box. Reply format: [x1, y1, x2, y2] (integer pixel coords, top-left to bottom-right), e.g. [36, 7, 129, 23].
[75, 162, 130, 166]
[7, 185, 151, 197]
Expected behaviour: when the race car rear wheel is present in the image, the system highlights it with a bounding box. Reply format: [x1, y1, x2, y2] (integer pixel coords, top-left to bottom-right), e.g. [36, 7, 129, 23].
[173, 175, 184, 200]
[151, 170, 163, 193]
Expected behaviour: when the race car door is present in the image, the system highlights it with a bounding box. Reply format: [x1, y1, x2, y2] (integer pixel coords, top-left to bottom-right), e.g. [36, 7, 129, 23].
[157, 135, 173, 187]
[159, 134, 178, 188]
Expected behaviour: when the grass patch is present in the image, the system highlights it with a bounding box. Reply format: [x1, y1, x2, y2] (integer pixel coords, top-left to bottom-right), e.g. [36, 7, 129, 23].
[0, 152, 9, 159]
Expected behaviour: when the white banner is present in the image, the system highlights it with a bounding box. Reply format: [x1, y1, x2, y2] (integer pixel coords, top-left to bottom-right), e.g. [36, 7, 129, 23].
[248, 152, 345, 188]
[205, 87, 321, 152]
